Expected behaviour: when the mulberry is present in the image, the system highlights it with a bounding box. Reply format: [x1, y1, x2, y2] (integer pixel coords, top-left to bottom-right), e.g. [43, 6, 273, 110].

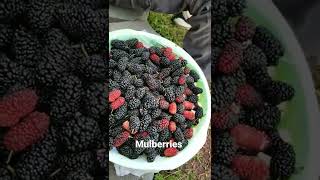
[230, 124, 270, 151]
[117, 142, 139, 159]
[0, 0, 25, 22]
[129, 116, 140, 134]
[235, 16, 256, 42]
[26, 0, 56, 35]
[212, 0, 228, 23]
[159, 128, 171, 142]
[11, 28, 41, 68]
[227, 0, 246, 17]
[143, 74, 160, 91]
[212, 163, 240, 180]
[78, 54, 107, 81]
[139, 114, 152, 132]
[212, 106, 239, 130]
[142, 95, 159, 109]
[66, 170, 93, 180]
[0, 89, 38, 127]
[146, 148, 158, 162]
[0, 24, 14, 48]
[235, 84, 263, 108]
[242, 44, 267, 71]
[50, 75, 82, 123]
[83, 82, 108, 119]
[110, 97, 125, 110]
[253, 26, 284, 66]
[128, 98, 141, 110]
[245, 66, 272, 90]
[163, 147, 177, 157]
[173, 127, 184, 142]
[270, 142, 296, 178]
[232, 155, 269, 180]
[60, 112, 100, 152]
[212, 22, 232, 47]
[4, 111, 49, 152]
[242, 104, 281, 130]
[213, 133, 237, 166]
[108, 89, 121, 103]
[218, 40, 243, 74]
[262, 81, 295, 105]
[58, 151, 95, 173]
[15, 128, 58, 180]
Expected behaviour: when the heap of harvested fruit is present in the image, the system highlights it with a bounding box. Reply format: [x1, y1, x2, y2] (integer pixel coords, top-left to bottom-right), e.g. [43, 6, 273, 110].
[108, 39, 204, 162]
[212, 0, 296, 179]
[0, 1, 107, 179]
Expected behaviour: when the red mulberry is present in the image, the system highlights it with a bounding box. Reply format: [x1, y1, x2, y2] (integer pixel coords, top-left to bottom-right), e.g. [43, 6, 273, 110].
[0, 89, 38, 127]
[4, 111, 49, 152]
[232, 155, 269, 180]
[230, 124, 270, 151]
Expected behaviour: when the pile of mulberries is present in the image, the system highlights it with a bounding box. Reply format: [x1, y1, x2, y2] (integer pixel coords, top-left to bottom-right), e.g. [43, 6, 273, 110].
[0, 1, 107, 179]
[108, 39, 204, 162]
[212, 0, 296, 179]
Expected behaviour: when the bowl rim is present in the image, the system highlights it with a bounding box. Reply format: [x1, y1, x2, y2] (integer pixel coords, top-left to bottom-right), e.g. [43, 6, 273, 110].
[248, 0, 320, 179]
[109, 29, 212, 171]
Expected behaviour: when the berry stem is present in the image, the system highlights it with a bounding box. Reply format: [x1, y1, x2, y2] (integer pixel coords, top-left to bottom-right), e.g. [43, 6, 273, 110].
[6, 150, 13, 164]
[80, 44, 89, 59]
[49, 168, 61, 177]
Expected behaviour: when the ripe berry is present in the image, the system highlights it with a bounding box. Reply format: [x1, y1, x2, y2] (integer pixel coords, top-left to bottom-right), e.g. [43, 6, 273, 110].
[175, 94, 186, 103]
[0, 89, 38, 127]
[4, 112, 50, 152]
[168, 102, 177, 115]
[164, 147, 178, 157]
[218, 40, 243, 74]
[230, 124, 270, 151]
[153, 119, 170, 131]
[235, 16, 256, 42]
[122, 120, 130, 131]
[184, 67, 191, 74]
[183, 101, 194, 110]
[162, 47, 172, 53]
[184, 88, 193, 96]
[184, 128, 193, 139]
[109, 89, 121, 102]
[236, 84, 263, 108]
[110, 97, 125, 110]
[183, 111, 195, 121]
[232, 155, 269, 180]
[169, 121, 177, 132]
[178, 75, 186, 85]
[167, 53, 176, 61]
[150, 53, 160, 64]
[135, 41, 144, 49]
[113, 131, 130, 147]
[159, 99, 169, 109]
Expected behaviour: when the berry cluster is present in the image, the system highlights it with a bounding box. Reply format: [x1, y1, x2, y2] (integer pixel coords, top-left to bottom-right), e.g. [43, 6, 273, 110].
[212, 0, 296, 179]
[109, 39, 204, 162]
[0, 1, 107, 179]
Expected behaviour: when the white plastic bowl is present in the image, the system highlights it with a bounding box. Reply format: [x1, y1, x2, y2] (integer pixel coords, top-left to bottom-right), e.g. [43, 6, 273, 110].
[109, 29, 211, 171]
[247, 0, 320, 179]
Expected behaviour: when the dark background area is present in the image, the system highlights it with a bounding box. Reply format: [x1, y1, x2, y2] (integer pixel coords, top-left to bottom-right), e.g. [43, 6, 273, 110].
[274, 0, 320, 66]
